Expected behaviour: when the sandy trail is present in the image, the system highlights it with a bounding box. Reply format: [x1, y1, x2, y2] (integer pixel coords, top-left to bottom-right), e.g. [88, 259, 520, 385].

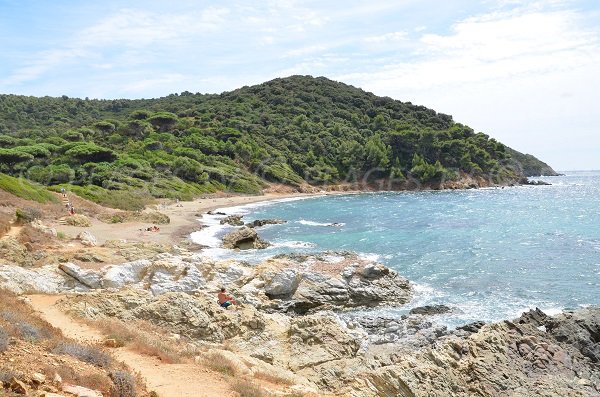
[3, 224, 23, 239]
[28, 294, 234, 397]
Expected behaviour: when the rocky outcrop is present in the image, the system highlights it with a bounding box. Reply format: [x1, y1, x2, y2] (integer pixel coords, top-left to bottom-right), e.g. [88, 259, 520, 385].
[222, 227, 269, 249]
[258, 253, 412, 313]
[30, 220, 57, 237]
[340, 311, 600, 397]
[0, 264, 88, 293]
[220, 214, 244, 226]
[246, 219, 287, 228]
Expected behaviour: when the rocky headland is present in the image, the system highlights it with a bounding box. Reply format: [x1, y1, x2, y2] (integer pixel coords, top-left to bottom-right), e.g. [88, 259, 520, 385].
[1, 236, 598, 396]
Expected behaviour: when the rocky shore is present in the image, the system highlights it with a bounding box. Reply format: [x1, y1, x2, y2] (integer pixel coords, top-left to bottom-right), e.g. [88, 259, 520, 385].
[1, 239, 598, 396]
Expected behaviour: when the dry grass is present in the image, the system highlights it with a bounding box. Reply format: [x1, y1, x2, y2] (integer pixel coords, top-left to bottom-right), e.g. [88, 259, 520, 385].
[202, 351, 240, 377]
[110, 370, 138, 397]
[231, 379, 264, 397]
[0, 290, 61, 343]
[0, 326, 9, 352]
[87, 317, 200, 364]
[52, 341, 113, 368]
[0, 212, 11, 237]
[0, 289, 147, 396]
[252, 369, 295, 386]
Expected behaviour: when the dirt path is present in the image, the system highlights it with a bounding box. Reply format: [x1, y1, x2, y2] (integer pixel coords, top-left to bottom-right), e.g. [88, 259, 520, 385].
[27, 294, 235, 397]
[3, 224, 23, 239]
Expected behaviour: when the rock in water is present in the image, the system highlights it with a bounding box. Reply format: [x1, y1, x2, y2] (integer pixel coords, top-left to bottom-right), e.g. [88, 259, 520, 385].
[220, 214, 244, 226]
[246, 219, 287, 228]
[409, 304, 452, 316]
[222, 227, 269, 249]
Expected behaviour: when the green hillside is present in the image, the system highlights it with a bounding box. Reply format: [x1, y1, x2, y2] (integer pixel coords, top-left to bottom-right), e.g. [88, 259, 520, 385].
[0, 76, 555, 208]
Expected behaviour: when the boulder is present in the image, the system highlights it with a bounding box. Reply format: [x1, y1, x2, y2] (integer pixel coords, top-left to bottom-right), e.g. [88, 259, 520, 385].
[222, 227, 269, 250]
[62, 384, 103, 397]
[264, 269, 301, 297]
[30, 220, 57, 237]
[58, 262, 102, 289]
[76, 231, 97, 246]
[257, 253, 411, 313]
[102, 259, 151, 288]
[0, 264, 85, 294]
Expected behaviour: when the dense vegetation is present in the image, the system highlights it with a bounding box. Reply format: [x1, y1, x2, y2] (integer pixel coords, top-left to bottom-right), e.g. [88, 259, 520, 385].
[0, 76, 554, 208]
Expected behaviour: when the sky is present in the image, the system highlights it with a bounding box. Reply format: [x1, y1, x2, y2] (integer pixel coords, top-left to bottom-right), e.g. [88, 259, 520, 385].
[1, 0, 599, 170]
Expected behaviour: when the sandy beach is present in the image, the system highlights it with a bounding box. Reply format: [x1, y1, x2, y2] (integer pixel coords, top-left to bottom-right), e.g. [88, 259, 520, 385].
[50, 193, 312, 246]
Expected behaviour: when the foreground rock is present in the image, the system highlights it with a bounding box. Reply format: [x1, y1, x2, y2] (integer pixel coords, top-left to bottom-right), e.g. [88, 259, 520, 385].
[258, 253, 412, 313]
[222, 226, 269, 249]
[58, 286, 600, 396]
[341, 308, 600, 396]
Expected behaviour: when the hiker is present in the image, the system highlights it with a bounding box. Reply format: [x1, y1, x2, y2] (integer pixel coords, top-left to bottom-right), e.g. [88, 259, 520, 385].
[217, 288, 236, 309]
[69, 206, 75, 215]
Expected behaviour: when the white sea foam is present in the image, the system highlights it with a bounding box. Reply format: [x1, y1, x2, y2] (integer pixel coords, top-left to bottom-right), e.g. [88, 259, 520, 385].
[269, 240, 316, 249]
[297, 219, 345, 227]
[189, 213, 231, 248]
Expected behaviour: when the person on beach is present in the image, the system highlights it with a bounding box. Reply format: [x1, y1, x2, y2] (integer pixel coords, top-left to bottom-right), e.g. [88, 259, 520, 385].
[218, 288, 236, 309]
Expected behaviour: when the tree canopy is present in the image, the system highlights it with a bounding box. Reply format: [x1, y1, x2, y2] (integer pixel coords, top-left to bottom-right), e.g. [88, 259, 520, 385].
[0, 75, 556, 203]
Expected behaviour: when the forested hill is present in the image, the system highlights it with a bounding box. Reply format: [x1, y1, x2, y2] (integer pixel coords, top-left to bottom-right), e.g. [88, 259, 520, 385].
[0, 76, 556, 208]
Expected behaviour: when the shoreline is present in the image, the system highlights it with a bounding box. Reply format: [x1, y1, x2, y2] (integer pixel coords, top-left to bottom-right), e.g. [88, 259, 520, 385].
[51, 192, 319, 246]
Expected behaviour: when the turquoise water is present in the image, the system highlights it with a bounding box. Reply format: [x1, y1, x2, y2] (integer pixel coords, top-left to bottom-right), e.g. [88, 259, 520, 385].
[197, 172, 600, 328]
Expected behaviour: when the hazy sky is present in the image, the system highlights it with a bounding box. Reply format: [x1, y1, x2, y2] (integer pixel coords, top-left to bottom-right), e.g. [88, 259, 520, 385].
[1, 0, 598, 170]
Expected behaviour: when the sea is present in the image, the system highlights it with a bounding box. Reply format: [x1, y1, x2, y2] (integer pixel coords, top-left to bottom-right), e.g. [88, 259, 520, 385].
[191, 171, 600, 329]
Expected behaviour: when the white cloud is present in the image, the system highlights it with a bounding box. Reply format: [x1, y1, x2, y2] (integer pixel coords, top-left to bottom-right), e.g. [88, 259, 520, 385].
[338, 3, 600, 169]
[363, 32, 408, 44]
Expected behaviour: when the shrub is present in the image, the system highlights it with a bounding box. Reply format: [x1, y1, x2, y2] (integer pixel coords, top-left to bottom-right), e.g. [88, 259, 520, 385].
[16, 207, 43, 223]
[109, 370, 137, 397]
[65, 214, 92, 227]
[0, 368, 20, 383]
[28, 164, 75, 185]
[0, 173, 57, 203]
[65, 143, 117, 163]
[231, 379, 264, 397]
[0, 327, 8, 352]
[15, 322, 45, 342]
[53, 342, 113, 368]
[202, 351, 239, 376]
[0, 148, 34, 165]
[148, 112, 178, 131]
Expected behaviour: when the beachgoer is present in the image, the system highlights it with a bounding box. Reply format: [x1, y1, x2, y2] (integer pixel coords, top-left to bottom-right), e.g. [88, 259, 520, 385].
[217, 288, 236, 309]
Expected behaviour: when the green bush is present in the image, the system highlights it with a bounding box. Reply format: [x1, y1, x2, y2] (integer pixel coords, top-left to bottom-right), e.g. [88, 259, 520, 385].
[65, 143, 117, 163]
[0, 173, 58, 203]
[28, 164, 75, 185]
[62, 184, 154, 211]
[16, 207, 42, 223]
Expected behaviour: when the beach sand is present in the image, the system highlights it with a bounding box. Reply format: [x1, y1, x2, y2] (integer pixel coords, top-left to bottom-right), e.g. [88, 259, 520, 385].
[51, 193, 310, 245]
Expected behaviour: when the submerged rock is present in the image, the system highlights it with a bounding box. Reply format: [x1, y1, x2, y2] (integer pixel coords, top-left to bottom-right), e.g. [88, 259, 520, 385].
[245, 219, 287, 228]
[409, 304, 452, 316]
